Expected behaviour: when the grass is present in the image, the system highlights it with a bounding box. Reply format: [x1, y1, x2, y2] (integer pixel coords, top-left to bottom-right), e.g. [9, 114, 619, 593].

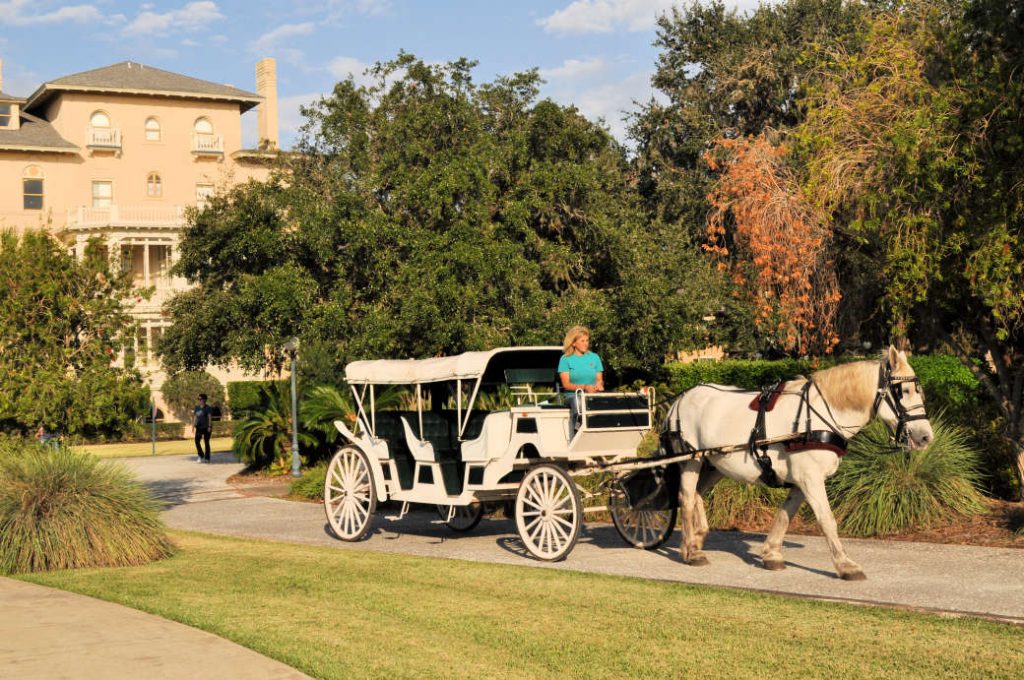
[829, 419, 988, 536]
[78, 437, 234, 459]
[289, 462, 327, 500]
[0, 444, 174, 574]
[21, 531, 1024, 680]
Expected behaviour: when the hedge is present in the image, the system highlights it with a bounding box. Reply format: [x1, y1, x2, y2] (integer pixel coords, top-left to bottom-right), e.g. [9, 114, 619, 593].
[664, 358, 824, 394]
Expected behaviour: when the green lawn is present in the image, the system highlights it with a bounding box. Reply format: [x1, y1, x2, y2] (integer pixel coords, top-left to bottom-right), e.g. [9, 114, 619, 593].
[21, 532, 1024, 680]
[77, 437, 234, 458]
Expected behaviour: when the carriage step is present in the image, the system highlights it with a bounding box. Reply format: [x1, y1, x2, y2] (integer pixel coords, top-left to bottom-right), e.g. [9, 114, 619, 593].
[384, 501, 410, 522]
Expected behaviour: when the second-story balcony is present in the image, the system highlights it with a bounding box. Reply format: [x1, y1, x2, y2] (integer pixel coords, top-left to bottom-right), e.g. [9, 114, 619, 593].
[66, 204, 187, 231]
[192, 133, 224, 155]
[87, 126, 122, 149]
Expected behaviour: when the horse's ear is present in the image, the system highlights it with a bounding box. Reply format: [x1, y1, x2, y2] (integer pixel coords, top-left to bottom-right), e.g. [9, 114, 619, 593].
[887, 345, 899, 367]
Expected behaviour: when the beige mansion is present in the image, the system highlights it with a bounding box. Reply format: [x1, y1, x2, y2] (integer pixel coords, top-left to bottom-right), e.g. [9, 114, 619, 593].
[0, 57, 282, 417]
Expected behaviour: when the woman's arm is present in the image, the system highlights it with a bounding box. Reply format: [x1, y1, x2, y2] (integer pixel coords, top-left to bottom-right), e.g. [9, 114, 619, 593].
[561, 372, 600, 393]
[595, 371, 604, 392]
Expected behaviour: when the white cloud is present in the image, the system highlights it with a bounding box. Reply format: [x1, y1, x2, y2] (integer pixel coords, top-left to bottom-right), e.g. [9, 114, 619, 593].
[539, 0, 767, 35]
[540, 57, 608, 81]
[277, 91, 323, 147]
[122, 1, 224, 36]
[539, 0, 673, 35]
[0, 1, 104, 25]
[328, 56, 372, 85]
[250, 22, 316, 53]
[543, 69, 663, 144]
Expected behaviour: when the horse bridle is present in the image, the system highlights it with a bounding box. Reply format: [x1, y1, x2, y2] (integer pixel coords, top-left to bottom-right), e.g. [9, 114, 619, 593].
[870, 358, 929, 444]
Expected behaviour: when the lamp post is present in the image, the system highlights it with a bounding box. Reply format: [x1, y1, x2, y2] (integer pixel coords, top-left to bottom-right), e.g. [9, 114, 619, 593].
[283, 337, 301, 478]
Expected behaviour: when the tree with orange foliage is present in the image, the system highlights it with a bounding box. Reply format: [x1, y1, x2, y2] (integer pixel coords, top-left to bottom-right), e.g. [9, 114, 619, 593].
[704, 134, 840, 355]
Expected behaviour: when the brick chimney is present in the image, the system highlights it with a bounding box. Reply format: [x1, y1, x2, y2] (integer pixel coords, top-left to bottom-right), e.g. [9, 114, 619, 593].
[255, 57, 279, 150]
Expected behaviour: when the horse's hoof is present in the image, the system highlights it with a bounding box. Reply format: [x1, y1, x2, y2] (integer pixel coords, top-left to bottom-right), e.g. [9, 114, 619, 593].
[840, 570, 867, 581]
[763, 559, 786, 571]
[687, 555, 710, 567]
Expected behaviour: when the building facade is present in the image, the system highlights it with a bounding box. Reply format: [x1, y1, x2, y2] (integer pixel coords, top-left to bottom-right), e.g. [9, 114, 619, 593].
[0, 57, 281, 418]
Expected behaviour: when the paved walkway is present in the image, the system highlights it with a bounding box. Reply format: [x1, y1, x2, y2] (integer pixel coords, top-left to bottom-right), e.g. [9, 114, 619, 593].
[0, 578, 310, 680]
[128, 452, 1024, 623]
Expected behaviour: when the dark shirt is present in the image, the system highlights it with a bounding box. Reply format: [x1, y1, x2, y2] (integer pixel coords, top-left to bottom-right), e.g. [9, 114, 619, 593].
[193, 404, 213, 430]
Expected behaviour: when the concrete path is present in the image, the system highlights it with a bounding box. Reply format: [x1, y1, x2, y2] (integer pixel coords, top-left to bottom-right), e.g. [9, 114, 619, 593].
[0, 577, 309, 680]
[123, 452, 1024, 624]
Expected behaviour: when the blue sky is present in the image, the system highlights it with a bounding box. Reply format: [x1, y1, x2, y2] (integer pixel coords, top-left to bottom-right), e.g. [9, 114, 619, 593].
[0, 1, 759, 148]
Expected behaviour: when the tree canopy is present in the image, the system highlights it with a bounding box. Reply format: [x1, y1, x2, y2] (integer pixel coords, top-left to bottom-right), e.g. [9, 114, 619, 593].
[160, 54, 721, 379]
[0, 231, 148, 437]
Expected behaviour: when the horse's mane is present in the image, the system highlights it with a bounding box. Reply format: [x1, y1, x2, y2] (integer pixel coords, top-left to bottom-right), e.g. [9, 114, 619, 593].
[810, 361, 881, 411]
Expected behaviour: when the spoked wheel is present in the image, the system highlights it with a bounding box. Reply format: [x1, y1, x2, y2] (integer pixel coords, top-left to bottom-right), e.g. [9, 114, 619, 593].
[515, 464, 582, 562]
[324, 446, 377, 541]
[608, 481, 677, 550]
[436, 502, 484, 532]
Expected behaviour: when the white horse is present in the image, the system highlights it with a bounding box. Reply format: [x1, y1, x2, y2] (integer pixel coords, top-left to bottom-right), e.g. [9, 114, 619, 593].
[665, 346, 933, 580]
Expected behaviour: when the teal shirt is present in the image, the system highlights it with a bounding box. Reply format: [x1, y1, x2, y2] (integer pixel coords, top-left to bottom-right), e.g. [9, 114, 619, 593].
[558, 352, 604, 386]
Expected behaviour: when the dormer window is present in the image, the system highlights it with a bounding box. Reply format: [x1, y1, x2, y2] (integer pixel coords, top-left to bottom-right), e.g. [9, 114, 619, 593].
[145, 117, 161, 141]
[0, 104, 13, 129]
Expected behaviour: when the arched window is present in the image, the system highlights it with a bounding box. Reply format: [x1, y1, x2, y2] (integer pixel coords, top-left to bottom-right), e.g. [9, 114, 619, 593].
[146, 172, 162, 197]
[23, 165, 44, 210]
[90, 110, 110, 128]
[145, 117, 161, 141]
[194, 117, 213, 135]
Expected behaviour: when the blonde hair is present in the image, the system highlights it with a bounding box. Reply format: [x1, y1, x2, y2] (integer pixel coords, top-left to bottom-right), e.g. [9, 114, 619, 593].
[562, 326, 590, 356]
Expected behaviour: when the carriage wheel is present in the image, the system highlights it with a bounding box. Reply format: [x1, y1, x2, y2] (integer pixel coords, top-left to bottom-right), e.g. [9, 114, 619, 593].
[608, 482, 676, 550]
[515, 465, 582, 561]
[324, 446, 377, 541]
[436, 502, 484, 532]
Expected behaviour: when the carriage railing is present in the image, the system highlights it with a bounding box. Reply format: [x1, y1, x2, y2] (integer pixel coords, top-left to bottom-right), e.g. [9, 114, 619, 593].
[578, 390, 654, 431]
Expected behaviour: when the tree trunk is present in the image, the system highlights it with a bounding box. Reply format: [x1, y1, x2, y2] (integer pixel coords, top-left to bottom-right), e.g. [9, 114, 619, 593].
[1014, 439, 1024, 502]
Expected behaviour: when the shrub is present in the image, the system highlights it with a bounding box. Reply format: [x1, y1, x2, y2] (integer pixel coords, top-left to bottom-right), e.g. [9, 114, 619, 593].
[705, 480, 789, 529]
[0, 441, 174, 574]
[227, 380, 289, 419]
[827, 418, 987, 537]
[665, 358, 826, 395]
[162, 371, 225, 423]
[290, 463, 327, 500]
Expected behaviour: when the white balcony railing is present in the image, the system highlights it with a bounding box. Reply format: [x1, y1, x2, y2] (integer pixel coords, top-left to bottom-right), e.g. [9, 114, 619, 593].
[87, 126, 121, 148]
[66, 204, 187, 230]
[191, 133, 224, 154]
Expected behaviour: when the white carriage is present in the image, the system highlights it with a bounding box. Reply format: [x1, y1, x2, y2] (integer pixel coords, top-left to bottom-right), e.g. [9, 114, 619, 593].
[324, 346, 674, 561]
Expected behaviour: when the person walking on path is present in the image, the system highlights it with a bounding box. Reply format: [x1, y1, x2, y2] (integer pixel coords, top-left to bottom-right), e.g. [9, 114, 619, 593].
[558, 326, 604, 440]
[193, 394, 213, 463]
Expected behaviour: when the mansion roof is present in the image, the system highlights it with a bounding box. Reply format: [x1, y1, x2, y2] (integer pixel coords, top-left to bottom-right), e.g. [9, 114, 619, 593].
[25, 61, 262, 113]
[0, 111, 77, 154]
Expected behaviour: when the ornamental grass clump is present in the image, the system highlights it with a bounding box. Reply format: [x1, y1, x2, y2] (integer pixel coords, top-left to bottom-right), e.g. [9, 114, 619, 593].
[0, 442, 174, 574]
[828, 418, 987, 537]
[290, 463, 327, 500]
[705, 480, 789, 530]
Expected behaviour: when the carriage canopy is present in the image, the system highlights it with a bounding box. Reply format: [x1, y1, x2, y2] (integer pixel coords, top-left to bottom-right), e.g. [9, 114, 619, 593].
[344, 346, 564, 385]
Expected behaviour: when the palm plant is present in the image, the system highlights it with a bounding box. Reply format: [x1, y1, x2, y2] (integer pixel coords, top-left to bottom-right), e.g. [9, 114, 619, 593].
[234, 382, 316, 472]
